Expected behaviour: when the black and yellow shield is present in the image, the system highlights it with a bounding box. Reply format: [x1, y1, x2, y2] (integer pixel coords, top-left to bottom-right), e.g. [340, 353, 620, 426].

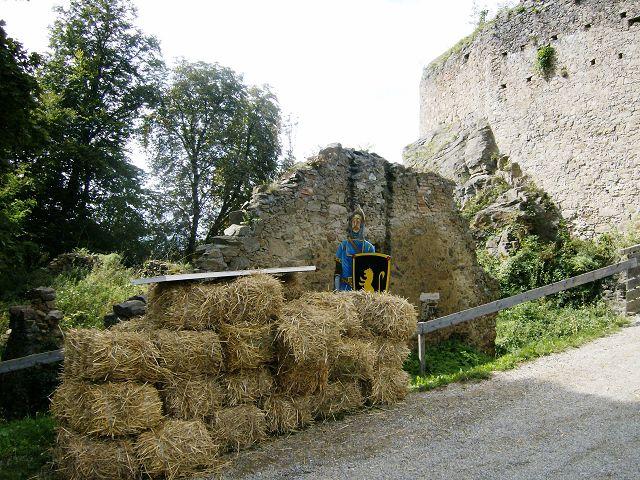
[352, 253, 391, 292]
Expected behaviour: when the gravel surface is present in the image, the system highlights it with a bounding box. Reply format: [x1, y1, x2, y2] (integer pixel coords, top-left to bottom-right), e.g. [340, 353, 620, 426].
[214, 320, 640, 480]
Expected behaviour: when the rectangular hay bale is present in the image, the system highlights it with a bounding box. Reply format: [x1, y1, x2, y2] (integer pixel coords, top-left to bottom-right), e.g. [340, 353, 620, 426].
[154, 330, 223, 377]
[218, 321, 275, 371]
[54, 427, 139, 480]
[161, 375, 225, 421]
[263, 394, 314, 434]
[51, 381, 164, 437]
[312, 380, 365, 420]
[223, 367, 274, 406]
[210, 404, 267, 452]
[136, 419, 221, 480]
[350, 291, 418, 341]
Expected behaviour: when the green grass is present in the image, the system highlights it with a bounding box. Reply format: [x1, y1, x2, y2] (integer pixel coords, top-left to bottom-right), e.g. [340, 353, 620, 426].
[0, 415, 56, 480]
[52, 253, 147, 329]
[408, 301, 629, 391]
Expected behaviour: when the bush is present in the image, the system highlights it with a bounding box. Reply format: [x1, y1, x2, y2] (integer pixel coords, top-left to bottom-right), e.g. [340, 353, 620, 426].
[53, 253, 147, 329]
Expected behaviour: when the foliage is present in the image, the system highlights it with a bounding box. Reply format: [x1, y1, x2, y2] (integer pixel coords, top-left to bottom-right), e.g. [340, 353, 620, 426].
[22, 0, 164, 260]
[535, 44, 555, 77]
[495, 299, 627, 355]
[408, 302, 628, 391]
[460, 177, 510, 220]
[143, 60, 282, 258]
[0, 21, 42, 165]
[53, 252, 146, 329]
[0, 415, 56, 480]
[488, 232, 617, 305]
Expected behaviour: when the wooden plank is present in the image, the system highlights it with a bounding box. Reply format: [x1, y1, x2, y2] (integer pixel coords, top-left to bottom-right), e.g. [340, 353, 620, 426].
[0, 349, 64, 375]
[620, 244, 640, 256]
[627, 276, 640, 291]
[626, 297, 640, 314]
[627, 287, 640, 302]
[418, 334, 426, 377]
[420, 292, 440, 302]
[131, 265, 316, 285]
[417, 257, 638, 335]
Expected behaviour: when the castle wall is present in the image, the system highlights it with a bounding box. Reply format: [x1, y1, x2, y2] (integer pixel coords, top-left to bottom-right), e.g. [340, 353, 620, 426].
[413, 0, 640, 237]
[195, 144, 497, 353]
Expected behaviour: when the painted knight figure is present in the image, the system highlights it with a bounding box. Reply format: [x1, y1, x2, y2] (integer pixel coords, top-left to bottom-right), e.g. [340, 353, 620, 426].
[334, 207, 391, 292]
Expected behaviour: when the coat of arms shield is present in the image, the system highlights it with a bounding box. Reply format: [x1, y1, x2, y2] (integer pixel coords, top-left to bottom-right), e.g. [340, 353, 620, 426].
[352, 253, 391, 292]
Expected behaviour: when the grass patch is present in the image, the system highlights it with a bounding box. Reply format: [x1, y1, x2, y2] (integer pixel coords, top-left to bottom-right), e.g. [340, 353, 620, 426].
[52, 253, 147, 329]
[407, 301, 629, 391]
[0, 415, 56, 480]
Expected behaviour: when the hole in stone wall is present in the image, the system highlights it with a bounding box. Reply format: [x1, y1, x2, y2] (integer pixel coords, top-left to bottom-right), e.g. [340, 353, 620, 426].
[526, 76, 532, 82]
[618, 52, 623, 59]
[590, 58, 596, 66]
[502, 51, 508, 57]
[500, 83, 507, 89]
[620, 12, 627, 18]
[551, 34, 558, 40]
[520, 45, 526, 51]
[464, 53, 470, 61]
[584, 23, 592, 30]
[629, 16, 640, 27]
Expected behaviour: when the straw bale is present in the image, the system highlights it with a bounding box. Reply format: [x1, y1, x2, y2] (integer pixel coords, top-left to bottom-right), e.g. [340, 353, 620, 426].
[350, 291, 418, 341]
[136, 419, 221, 480]
[313, 380, 365, 420]
[161, 376, 225, 421]
[373, 339, 411, 370]
[54, 427, 139, 480]
[330, 338, 376, 381]
[263, 394, 314, 434]
[276, 300, 344, 364]
[51, 381, 163, 437]
[275, 358, 329, 396]
[63, 329, 165, 382]
[365, 367, 410, 405]
[151, 282, 228, 330]
[279, 272, 305, 301]
[110, 316, 159, 332]
[224, 274, 284, 324]
[210, 404, 267, 452]
[299, 291, 362, 336]
[154, 330, 223, 377]
[223, 368, 274, 406]
[218, 321, 275, 371]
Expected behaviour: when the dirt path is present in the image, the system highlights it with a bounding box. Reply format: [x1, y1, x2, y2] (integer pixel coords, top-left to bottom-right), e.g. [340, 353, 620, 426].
[215, 321, 640, 479]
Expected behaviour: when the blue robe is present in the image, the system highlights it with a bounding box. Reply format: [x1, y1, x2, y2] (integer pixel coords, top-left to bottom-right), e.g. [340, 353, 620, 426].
[335, 238, 375, 291]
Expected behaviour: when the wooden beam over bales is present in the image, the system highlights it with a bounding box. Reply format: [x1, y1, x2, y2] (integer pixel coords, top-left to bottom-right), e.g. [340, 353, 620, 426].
[131, 265, 317, 285]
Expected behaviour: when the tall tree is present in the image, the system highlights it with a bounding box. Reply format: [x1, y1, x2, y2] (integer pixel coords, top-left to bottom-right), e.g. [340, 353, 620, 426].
[27, 0, 164, 258]
[143, 60, 282, 258]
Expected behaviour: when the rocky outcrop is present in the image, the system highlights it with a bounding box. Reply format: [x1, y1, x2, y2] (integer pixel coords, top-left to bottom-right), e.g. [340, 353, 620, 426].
[194, 144, 498, 353]
[407, 0, 640, 238]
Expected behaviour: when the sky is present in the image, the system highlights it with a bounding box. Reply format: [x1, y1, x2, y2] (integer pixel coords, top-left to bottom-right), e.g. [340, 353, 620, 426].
[1, 0, 512, 166]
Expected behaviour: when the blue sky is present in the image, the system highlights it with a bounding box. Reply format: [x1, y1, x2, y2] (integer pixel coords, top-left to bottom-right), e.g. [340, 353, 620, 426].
[1, 0, 512, 165]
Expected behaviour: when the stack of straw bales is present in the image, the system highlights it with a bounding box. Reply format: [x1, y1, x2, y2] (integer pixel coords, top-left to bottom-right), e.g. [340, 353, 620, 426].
[51, 274, 416, 479]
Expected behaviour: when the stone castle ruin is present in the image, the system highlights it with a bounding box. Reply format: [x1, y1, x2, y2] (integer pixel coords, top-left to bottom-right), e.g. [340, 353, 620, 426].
[405, 0, 640, 238]
[195, 144, 496, 352]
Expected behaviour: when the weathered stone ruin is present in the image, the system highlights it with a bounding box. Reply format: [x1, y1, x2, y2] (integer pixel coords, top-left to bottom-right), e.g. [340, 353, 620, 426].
[0, 287, 64, 418]
[195, 144, 497, 353]
[405, 0, 640, 238]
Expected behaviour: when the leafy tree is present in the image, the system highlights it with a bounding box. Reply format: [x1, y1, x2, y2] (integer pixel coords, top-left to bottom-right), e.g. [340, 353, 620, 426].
[25, 0, 164, 259]
[143, 60, 282, 258]
[0, 22, 43, 291]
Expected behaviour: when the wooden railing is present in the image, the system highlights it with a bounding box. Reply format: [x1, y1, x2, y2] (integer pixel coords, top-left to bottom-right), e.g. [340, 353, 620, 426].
[415, 250, 640, 376]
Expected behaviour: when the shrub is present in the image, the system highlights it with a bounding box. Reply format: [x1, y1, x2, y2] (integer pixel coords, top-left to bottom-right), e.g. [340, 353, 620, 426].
[53, 253, 146, 329]
[535, 45, 555, 77]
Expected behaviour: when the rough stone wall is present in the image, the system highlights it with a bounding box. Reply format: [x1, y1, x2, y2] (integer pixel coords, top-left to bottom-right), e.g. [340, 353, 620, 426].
[195, 144, 497, 352]
[408, 0, 640, 238]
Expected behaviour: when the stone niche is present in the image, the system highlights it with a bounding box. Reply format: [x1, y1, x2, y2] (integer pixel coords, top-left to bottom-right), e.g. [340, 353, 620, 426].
[195, 144, 497, 353]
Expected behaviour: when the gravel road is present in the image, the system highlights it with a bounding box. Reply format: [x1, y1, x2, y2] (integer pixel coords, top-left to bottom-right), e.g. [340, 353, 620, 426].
[216, 320, 640, 480]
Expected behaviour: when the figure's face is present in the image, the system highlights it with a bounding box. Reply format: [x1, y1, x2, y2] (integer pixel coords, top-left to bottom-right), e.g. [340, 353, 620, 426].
[351, 214, 362, 233]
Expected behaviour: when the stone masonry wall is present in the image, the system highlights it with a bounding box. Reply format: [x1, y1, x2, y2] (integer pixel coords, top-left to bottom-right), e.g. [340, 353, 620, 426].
[195, 144, 497, 353]
[409, 0, 640, 238]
